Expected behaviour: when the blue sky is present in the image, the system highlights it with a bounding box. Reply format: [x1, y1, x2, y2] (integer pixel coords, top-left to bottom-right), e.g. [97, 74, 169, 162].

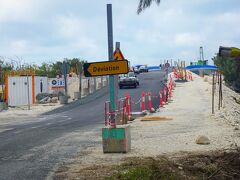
[0, 0, 239, 66]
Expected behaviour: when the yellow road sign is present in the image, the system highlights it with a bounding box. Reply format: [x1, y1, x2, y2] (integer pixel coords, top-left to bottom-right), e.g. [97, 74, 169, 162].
[84, 60, 129, 77]
[114, 48, 124, 60]
[219, 46, 240, 58]
[231, 47, 240, 57]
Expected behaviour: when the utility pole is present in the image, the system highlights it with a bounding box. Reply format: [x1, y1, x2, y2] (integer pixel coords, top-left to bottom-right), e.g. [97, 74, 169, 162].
[62, 61, 68, 96]
[0, 62, 3, 101]
[26, 70, 30, 110]
[107, 4, 117, 127]
[212, 73, 215, 114]
[79, 63, 83, 99]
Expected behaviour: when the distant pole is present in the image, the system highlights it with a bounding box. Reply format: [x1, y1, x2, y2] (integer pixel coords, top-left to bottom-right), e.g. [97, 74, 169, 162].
[0, 64, 3, 101]
[94, 77, 97, 91]
[27, 73, 30, 110]
[116, 42, 120, 49]
[218, 72, 221, 110]
[220, 73, 223, 107]
[79, 63, 83, 99]
[114, 41, 120, 97]
[212, 73, 215, 114]
[62, 61, 68, 96]
[107, 4, 116, 127]
[184, 61, 187, 80]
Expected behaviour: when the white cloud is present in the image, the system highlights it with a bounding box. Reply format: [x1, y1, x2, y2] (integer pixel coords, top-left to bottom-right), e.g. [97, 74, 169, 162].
[56, 14, 87, 39]
[0, 0, 239, 66]
[0, 0, 45, 23]
[54, 14, 106, 60]
[9, 40, 30, 54]
[174, 33, 203, 46]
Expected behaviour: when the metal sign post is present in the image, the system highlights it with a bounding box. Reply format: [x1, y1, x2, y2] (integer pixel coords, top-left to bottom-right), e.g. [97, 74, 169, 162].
[102, 4, 131, 153]
[0, 64, 3, 101]
[114, 42, 121, 107]
[26, 70, 30, 110]
[107, 4, 117, 127]
[79, 63, 83, 99]
[62, 61, 69, 96]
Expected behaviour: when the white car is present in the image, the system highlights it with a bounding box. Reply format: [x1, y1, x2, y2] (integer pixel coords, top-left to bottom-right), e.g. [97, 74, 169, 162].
[118, 72, 139, 89]
[139, 65, 148, 73]
[133, 67, 140, 74]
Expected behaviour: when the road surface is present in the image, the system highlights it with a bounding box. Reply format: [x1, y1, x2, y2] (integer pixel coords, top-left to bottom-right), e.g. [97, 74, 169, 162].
[0, 70, 166, 180]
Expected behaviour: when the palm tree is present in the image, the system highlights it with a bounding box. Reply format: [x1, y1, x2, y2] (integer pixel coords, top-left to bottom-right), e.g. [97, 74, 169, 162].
[137, 0, 161, 14]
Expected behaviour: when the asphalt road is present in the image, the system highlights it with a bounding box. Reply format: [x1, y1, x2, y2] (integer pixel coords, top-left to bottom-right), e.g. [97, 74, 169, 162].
[0, 70, 166, 180]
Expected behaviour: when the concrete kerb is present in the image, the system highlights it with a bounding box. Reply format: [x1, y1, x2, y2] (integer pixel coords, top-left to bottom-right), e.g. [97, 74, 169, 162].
[43, 86, 109, 115]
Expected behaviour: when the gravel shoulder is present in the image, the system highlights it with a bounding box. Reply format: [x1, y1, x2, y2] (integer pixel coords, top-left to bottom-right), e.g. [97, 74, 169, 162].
[0, 103, 63, 127]
[53, 73, 240, 179]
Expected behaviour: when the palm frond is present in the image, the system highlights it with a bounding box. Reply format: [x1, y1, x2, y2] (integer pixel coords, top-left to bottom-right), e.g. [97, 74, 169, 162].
[137, 0, 161, 14]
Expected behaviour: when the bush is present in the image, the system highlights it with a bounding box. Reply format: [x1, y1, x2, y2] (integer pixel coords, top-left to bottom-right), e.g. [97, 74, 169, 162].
[213, 55, 240, 91]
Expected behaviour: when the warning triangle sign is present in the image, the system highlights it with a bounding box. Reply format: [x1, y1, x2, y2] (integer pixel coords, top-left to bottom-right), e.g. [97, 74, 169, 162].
[114, 48, 125, 60]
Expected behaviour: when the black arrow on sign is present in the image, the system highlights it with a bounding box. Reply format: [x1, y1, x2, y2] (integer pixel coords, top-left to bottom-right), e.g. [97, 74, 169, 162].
[83, 63, 91, 77]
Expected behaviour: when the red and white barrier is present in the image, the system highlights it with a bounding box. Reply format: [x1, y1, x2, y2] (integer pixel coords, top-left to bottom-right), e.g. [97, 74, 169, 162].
[186, 71, 193, 81]
[190, 72, 193, 81]
[104, 68, 181, 124]
[159, 91, 163, 108]
[104, 101, 109, 126]
[163, 87, 167, 105]
[141, 91, 146, 112]
[125, 93, 132, 120]
[147, 91, 155, 113]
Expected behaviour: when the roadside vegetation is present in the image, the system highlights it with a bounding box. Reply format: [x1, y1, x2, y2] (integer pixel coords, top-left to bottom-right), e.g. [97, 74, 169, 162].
[0, 58, 86, 101]
[213, 55, 240, 92]
[57, 149, 240, 180]
[0, 57, 86, 79]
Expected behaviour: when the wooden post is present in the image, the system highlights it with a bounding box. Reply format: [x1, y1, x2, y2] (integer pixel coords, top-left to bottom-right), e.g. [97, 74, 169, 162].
[220, 74, 223, 107]
[218, 73, 221, 110]
[212, 73, 215, 114]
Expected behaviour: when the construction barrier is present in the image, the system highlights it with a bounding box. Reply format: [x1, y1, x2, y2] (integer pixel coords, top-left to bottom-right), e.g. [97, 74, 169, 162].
[104, 101, 110, 126]
[105, 97, 128, 127]
[163, 87, 167, 105]
[126, 93, 132, 120]
[148, 91, 156, 113]
[103, 68, 194, 126]
[159, 91, 163, 108]
[141, 91, 146, 112]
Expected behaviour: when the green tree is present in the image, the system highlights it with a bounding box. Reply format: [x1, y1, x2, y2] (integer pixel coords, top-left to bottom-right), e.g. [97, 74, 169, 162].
[213, 54, 240, 90]
[49, 61, 63, 78]
[137, 0, 161, 14]
[35, 63, 50, 77]
[35, 58, 86, 78]
[66, 58, 86, 75]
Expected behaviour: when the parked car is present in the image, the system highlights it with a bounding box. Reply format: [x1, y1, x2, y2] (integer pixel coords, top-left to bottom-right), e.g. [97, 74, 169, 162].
[133, 67, 140, 74]
[118, 72, 139, 89]
[139, 65, 148, 73]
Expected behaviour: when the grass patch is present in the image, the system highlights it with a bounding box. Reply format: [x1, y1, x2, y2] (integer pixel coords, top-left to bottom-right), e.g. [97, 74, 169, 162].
[106, 157, 180, 180]
[54, 149, 240, 180]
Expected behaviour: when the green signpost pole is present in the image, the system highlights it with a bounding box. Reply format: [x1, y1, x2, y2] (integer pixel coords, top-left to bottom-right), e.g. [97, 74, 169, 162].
[102, 4, 131, 153]
[107, 4, 116, 127]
